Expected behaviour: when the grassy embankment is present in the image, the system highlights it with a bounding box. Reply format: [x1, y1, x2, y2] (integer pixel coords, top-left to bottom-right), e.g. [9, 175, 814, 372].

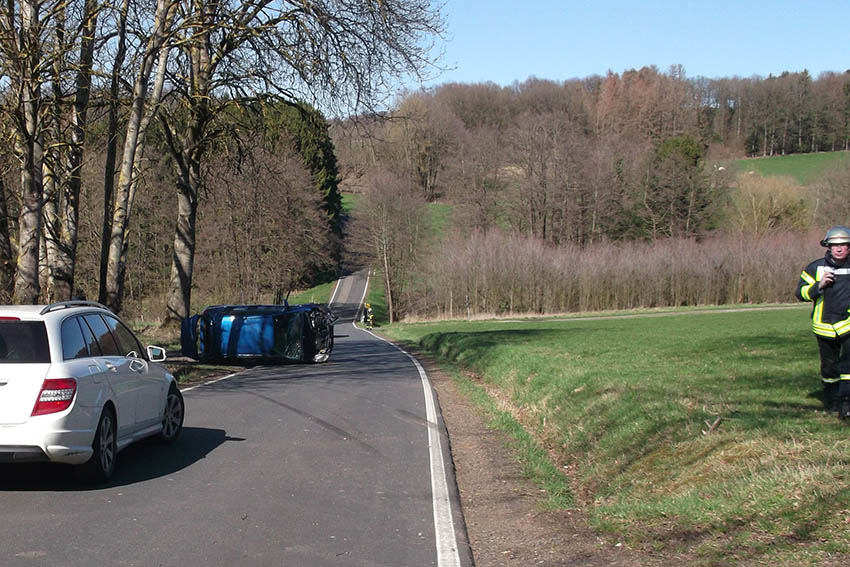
[370, 154, 850, 563]
[379, 307, 850, 565]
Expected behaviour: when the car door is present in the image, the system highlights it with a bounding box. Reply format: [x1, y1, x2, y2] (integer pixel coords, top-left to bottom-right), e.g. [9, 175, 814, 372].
[59, 316, 109, 411]
[81, 313, 138, 438]
[104, 315, 166, 431]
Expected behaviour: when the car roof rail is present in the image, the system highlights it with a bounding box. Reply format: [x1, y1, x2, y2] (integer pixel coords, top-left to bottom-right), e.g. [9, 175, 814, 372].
[40, 300, 111, 315]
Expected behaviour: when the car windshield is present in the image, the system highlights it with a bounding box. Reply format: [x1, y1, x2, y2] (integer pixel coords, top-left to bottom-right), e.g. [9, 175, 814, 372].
[0, 321, 51, 363]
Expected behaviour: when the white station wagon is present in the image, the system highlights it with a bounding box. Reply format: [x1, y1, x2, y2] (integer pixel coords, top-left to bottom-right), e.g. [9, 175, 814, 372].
[0, 301, 184, 482]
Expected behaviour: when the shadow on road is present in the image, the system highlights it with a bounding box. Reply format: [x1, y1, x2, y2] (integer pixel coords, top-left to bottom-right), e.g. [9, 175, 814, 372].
[0, 427, 243, 491]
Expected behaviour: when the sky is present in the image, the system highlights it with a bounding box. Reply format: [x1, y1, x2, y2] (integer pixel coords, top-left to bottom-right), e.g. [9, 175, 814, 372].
[417, 0, 850, 88]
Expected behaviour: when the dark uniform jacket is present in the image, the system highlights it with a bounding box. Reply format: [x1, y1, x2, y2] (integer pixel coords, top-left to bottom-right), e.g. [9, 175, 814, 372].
[796, 252, 850, 337]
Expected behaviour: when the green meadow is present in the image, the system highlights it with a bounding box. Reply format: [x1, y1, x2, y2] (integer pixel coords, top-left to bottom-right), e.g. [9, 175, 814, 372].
[380, 306, 850, 565]
[734, 151, 850, 185]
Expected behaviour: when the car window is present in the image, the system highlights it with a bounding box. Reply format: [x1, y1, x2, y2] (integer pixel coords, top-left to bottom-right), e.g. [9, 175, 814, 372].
[103, 315, 144, 358]
[0, 321, 50, 363]
[61, 317, 89, 360]
[78, 316, 102, 356]
[83, 314, 121, 356]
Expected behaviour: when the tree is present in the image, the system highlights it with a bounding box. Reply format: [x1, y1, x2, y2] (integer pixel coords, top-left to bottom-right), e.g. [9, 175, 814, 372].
[0, 0, 46, 303]
[350, 172, 427, 323]
[103, 0, 176, 312]
[637, 136, 724, 239]
[259, 101, 343, 237]
[196, 137, 332, 304]
[41, 0, 99, 301]
[158, 0, 444, 326]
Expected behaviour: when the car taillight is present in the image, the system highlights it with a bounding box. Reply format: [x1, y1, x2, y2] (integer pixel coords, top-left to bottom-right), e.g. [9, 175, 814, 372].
[31, 379, 77, 416]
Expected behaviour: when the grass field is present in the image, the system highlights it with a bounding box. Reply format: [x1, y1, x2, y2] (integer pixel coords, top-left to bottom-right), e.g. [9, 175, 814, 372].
[379, 306, 850, 565]
[733, 151, 850, 185]
[287, 280, 338, 305]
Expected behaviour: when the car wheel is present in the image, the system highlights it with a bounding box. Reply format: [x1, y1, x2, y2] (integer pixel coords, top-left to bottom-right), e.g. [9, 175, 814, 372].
[77, 407, 117, 483]
[158, 384, 184, 443]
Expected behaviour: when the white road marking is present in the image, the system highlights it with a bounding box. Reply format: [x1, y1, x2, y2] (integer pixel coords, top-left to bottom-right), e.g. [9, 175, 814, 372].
[360, 326, 462, 567]
[179, 372, 238, 392]
[344, 270, 461, 567]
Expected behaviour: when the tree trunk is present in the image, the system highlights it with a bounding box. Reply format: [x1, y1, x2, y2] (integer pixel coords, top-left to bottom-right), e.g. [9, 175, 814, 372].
[165, 158, 199, 324]
[13, 1, 43, 304]
[0, 178, 14, 301]
[382, 238, 394, 324]
[104, 0, 172, 312]
[98, 0, 129, 304]
[51, 0, 97, 302]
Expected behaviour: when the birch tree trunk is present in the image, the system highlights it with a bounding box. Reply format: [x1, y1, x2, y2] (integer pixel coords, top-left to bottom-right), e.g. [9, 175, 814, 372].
[165, 153, 200, 323]
[104, 0, 174, 312]
[12, 0, 44, 304]
[40, 0, 98, 302]
[98, 0, 130, 304]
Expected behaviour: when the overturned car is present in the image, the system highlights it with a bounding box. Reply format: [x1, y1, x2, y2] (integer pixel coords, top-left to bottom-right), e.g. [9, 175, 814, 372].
[181, 303, 337, 364]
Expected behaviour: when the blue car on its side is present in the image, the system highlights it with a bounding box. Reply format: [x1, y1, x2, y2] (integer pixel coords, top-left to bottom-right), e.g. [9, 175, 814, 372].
[181, 303, 336, 364]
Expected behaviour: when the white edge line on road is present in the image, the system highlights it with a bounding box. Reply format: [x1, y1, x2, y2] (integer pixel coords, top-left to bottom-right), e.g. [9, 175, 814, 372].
[349, 276, 460, 564]
[348, 271, 461, 565]
[363, 328, 462, 567]
[179, 372, 239, 393]
[328, 277, 342, 305]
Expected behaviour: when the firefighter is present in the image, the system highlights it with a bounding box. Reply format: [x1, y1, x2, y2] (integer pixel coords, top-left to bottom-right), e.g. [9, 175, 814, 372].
[796, 225, 850, 418]
[364, 303, 374, 330]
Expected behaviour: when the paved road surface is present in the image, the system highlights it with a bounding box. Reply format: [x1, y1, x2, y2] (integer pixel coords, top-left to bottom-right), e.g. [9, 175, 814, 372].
[0, 271, 470, 567]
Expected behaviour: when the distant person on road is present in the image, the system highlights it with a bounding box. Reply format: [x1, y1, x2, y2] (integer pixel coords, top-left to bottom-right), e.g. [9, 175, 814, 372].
[363, 303, 374, 330]
[796, 225, 850, 419]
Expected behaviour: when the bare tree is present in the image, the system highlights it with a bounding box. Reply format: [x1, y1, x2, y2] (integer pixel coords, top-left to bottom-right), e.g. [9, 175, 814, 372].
[103, 0, 176, 312]
[0, 0, 46, 303]
[157, 0, 444, 326]
[196, 140, 331, 304]
[40, 0, 99, 301]
[349, 172, 427, 323]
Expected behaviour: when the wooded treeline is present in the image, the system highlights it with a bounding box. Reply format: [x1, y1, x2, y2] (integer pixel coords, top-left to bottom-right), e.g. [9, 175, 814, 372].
[0, 0, 443, 321]
[338, 67, 850, 321]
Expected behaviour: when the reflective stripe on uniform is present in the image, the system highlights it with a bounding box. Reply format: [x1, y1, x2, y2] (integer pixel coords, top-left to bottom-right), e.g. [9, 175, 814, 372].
[800, 271, 816, 301]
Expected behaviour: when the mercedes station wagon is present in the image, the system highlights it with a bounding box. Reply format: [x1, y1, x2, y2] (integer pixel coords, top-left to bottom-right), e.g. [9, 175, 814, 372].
[0, 301, 184, 482]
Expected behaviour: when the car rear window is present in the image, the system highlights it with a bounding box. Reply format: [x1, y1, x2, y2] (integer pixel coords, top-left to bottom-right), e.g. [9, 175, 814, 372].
[0, 321, 50, 363]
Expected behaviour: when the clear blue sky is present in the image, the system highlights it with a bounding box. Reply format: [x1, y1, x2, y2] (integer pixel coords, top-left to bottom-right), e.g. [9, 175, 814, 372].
[419, 0, 850, 87]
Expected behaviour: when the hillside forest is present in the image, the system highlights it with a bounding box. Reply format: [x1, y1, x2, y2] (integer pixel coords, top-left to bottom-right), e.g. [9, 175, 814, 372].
[0, 0, 848, 324]
[339, 68, 850, 321]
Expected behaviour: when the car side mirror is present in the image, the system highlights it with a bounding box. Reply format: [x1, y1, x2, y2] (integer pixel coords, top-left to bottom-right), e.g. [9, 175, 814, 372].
[147, 345, 167, 362]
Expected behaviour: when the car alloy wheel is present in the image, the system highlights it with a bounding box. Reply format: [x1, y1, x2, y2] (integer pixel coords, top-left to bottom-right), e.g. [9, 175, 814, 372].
[160, 385, 184, 442]
[77, 407, 116, 483]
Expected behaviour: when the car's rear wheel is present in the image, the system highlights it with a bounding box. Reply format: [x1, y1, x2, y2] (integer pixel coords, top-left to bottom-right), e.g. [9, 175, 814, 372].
[158, 384, 184, 443]
[76, 407, 116, 483]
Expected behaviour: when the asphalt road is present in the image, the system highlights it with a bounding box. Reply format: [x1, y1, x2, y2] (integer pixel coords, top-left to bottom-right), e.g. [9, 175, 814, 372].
[0, 271, 470, 567]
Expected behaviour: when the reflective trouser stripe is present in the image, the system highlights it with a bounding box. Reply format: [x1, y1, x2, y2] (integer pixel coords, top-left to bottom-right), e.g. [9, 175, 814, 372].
[824, 377, 841, 383]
